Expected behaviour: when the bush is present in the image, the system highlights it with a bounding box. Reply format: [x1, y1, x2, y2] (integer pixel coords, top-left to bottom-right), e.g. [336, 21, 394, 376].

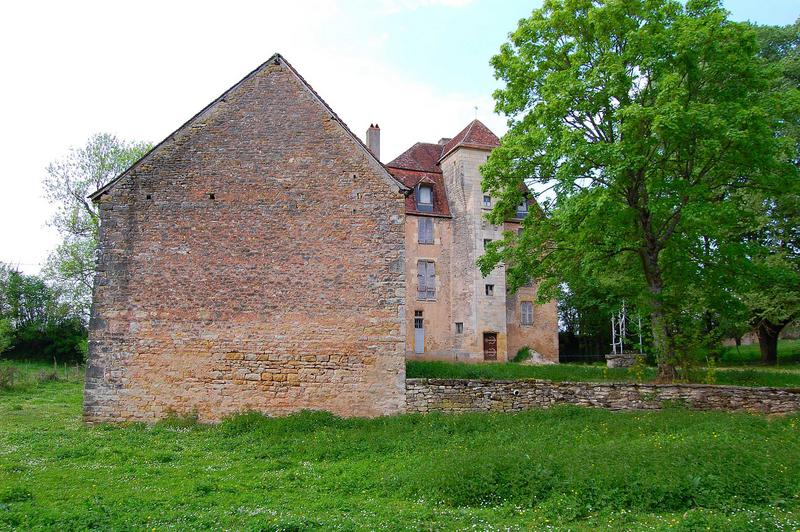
[0, 365, 20, 389]
[512, 347, 531, 363]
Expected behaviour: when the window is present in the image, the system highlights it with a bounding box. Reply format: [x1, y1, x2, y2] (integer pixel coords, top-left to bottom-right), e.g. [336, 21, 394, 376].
[521, 301, 533, 325]
[417, 184, 433, 212]
[483, 238, 492, 249]
[516, 200, 528, 218]
[418, 217, 434, 244]
[485, 284, 494, 296]
[482, 195, 491, 208]
[417, 260, 436, 300]
[455, 322, 464, 334]
[414, 310, 423, 329]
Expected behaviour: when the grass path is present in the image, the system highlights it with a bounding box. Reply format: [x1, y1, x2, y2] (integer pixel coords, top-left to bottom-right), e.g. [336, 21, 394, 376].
[1, 378, 799, 530]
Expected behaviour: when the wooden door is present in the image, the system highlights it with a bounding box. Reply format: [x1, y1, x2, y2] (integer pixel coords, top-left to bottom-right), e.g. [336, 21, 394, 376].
[483, 332, 497, 360]
[414, 311, 424, 354]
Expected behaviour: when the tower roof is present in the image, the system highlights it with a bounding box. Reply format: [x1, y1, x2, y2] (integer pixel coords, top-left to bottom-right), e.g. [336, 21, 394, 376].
[439, 119, 500, 161]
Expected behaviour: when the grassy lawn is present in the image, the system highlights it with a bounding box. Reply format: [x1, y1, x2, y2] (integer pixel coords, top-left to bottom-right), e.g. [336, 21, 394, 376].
[719, 339, 800, 366]
[407, 360, 800, 388]
[1, 366, 799, 529]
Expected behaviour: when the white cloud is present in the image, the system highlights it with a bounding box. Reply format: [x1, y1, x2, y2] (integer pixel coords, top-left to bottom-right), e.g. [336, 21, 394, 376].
[378, 0, 474, 15]
[0, 0, 503, 273]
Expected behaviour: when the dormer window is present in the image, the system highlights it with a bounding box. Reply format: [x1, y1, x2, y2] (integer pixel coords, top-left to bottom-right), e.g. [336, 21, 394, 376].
[516, 200, 528, 218]
[417, 184, 433, 212]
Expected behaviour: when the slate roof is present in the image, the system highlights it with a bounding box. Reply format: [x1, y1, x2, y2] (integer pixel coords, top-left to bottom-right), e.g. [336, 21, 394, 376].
[386, 119, 500, 217]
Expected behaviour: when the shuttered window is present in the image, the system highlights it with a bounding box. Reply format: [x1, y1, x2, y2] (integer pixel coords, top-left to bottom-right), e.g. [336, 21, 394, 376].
[521, 301, 533, 325]
[418, 217, 434, 244]
[417, 260, 436, 300]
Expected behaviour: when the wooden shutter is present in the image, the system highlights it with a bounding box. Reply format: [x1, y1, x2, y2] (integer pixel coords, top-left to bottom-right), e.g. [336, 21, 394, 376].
[417, 261, 426, 299]
[418, 217, 433, 244]
[426, 261, 436, 299]
[521, 302, 533, 325]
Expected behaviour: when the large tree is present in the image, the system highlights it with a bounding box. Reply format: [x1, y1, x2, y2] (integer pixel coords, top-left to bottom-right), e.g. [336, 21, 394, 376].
[43, 133, 150, 320]
[479, 0, 798, 378]
[741, 20, 800, 364]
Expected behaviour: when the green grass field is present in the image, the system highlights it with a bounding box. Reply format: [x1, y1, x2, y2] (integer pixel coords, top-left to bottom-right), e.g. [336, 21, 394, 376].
[1, 365, 799, 530]
[407, 360, 800, 388]
[719, 339, 800, 366]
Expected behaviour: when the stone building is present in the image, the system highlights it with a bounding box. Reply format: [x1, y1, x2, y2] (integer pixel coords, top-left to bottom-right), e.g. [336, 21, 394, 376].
[83, 54, 557, 423]
[382, 121, 558, 363]
[84, 55, 408, 422]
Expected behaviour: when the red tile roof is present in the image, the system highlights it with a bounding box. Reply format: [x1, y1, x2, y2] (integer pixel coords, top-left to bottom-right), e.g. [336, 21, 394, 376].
[386, 142, 443, 173]
[388, 168, 451, 217]
[440, 119, 500, 161]
[386, 119, 500, 217]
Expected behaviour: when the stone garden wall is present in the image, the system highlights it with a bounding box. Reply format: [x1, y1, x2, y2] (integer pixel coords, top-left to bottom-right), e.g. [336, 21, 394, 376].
[406, 379, 800, 414]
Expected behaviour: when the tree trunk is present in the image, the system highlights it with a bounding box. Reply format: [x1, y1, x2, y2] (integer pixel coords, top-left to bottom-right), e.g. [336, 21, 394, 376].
[757, 320, 783, 365]
[638, 227, 676, 381]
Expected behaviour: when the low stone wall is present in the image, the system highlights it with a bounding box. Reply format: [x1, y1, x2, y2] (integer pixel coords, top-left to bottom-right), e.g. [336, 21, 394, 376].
[406, 379, 800, 414]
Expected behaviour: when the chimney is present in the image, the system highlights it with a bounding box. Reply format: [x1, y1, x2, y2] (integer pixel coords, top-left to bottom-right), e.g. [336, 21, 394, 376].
[366, 123, 380, 161]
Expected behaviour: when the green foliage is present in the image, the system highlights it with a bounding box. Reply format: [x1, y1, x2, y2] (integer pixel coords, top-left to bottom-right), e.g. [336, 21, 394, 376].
[42, 133, 151, 320]
[1, 379, 799, 529]
[0, 318, 12, 355]
[480, 0, 800, 374]
[0, 265, 87, 363]
[407, 359, 800, 388]
[511, 346, 531, 363]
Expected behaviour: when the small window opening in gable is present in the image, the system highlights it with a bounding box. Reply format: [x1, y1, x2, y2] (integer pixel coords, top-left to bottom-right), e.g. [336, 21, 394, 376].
[485, 284, 494, 296]
[416, 183, 433, 212]
[516, 200, 528, 218]
[482, 195, 491, 208]
[418, 217, 434, 244]
[455, 322, 464, 334]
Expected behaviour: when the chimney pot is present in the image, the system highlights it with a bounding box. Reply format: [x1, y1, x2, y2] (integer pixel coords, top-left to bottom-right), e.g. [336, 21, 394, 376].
[366, 123, 381, 161]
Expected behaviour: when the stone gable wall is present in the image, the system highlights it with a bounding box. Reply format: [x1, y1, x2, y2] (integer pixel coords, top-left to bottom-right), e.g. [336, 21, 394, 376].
[84, 61, 407, 423]
[406, 379, 800, 414]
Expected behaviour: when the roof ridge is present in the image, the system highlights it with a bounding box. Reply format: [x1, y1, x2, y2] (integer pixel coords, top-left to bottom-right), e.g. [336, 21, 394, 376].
[90, 53, 407, 200]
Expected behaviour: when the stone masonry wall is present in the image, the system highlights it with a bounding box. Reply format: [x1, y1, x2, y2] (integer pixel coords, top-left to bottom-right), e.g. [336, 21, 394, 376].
[84, 58, 407, 423]
[406, 379, 800, 414]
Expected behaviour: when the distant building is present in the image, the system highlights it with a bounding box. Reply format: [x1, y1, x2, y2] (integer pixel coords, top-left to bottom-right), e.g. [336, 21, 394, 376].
[383, 121, 558, 363]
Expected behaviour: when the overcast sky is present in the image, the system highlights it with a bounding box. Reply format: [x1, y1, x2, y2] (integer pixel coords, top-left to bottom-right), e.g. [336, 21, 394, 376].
[1, 0, 797, 274]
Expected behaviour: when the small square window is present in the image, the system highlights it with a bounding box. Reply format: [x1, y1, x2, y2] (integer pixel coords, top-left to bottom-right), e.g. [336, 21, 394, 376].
[483, 238, 492, 249]
[414, 310, 423, 317]
[485, 284, 494, 296]
[482, 195, 491, 208]
[455, 322, 464, 334]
